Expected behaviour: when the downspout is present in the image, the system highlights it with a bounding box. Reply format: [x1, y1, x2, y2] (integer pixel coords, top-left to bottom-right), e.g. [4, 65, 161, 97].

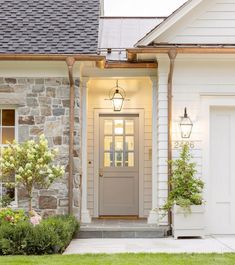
[66, 57, 76, 215]
[167, 49, 177, 228]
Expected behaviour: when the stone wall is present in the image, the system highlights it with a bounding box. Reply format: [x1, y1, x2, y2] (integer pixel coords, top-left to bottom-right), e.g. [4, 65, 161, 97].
[0, 77, 81, 218]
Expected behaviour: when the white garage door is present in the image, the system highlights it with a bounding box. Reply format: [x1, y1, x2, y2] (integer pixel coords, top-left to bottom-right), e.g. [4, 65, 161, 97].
[210, 107, 235, 234]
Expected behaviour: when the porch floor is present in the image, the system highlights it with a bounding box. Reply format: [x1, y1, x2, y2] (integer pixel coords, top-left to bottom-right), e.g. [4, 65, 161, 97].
[76, 218, 169, 238]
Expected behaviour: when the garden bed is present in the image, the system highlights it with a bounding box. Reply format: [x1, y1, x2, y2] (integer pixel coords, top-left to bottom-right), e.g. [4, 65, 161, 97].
[0, 209, 79, 255]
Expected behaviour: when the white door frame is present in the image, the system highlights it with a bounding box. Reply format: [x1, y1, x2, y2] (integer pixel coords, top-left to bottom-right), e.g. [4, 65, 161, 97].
[201, 95, 235, 234]
[93, 108, 145, 217]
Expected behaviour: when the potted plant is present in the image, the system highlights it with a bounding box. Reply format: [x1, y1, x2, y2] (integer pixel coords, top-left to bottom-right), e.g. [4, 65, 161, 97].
[162, 144, 205, 239]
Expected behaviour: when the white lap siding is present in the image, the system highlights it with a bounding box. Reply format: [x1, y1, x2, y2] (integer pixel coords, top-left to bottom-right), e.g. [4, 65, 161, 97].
[157, 54, 235, 225]
[156, 0, 235, 44]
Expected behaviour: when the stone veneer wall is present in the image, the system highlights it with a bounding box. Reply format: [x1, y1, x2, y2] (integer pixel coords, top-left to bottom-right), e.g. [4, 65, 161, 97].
[0, 77, 81, 218]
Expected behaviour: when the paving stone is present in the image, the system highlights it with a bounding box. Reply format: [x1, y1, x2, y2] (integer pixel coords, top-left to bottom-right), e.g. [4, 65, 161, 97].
[76, 231, 103, 239]
[64, 237, 235, 255]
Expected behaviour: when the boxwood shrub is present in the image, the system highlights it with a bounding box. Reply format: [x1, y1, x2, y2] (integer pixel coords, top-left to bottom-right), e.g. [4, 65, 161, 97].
[0, 215, 79, 255]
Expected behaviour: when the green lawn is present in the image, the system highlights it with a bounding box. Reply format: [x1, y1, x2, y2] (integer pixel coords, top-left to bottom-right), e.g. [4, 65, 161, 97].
[0, 253, 235, 265]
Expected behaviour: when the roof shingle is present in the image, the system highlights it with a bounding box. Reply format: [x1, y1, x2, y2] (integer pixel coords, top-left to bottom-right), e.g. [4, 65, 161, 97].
[0, 0, 100, 54]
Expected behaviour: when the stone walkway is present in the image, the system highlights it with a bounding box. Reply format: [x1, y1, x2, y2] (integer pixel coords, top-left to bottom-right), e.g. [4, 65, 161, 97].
[64, 236, 235, 254]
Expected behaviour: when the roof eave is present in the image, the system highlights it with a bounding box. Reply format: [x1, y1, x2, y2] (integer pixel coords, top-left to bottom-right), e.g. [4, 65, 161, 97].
[127, 45, 235, 61]
[0, 53, 105, 61]
[135, 0, 203, 47]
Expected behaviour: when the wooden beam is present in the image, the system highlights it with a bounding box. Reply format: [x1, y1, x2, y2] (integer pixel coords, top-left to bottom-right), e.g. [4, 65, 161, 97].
[127, 52, 137, 62]
[98, 61, 158, 69]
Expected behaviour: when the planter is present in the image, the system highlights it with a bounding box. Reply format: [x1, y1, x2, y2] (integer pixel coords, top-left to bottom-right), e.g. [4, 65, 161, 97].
[172, 204, 205, 239]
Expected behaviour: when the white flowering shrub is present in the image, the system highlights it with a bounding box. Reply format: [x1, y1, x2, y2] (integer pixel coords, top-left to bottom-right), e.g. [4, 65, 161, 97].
[0, 134, 65, 211]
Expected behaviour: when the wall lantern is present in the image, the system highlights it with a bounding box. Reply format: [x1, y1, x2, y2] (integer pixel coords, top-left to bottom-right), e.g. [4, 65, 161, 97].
[180, 107, 193, 139]
[108, 80, 126, 111]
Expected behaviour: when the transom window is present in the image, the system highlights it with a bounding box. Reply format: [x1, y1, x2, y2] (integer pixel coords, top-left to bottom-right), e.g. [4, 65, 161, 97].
[103, 119, 135, 168]
[0, 109, 16, 203]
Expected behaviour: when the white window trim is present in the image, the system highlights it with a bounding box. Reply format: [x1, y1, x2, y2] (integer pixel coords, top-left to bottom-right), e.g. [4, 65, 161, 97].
[0, 106, 18, 208]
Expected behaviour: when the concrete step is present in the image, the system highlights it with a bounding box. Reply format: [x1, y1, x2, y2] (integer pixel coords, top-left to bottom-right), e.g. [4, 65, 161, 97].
[76, 226, 169, 239]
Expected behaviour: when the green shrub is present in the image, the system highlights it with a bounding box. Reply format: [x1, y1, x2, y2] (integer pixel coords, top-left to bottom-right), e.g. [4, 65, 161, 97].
[0, 221, 31, 255]
[0, 208, 28, 225]
[0, 215, 79, 255]
[162, 144, 204, 213]
[43, 215, 79, 252]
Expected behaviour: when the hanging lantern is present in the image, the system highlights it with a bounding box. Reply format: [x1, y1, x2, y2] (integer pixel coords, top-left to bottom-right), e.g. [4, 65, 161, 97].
[111, 89, 124, 111]
[109, 80, 126, 112]
[180, 107, 193, 138]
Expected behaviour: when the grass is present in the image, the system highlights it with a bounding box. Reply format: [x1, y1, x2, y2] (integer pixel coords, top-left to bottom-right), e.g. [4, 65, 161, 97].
[0, 253, 235, 265]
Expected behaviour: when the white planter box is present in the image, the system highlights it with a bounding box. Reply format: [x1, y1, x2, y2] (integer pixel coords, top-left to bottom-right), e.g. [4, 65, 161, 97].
[172, 204, 205, 239]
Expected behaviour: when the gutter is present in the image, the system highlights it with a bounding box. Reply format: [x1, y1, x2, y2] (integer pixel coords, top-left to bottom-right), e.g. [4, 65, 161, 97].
[66, 57, 76, 215]
[127, 46, 235, 61]
[167, 50, 177, 229]
[0, 54, 105, 61]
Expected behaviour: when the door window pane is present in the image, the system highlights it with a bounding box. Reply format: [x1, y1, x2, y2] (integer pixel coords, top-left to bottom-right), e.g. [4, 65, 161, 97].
[102, 117, 136, 168]
[104, 136, 113, 151]
[115, 136, 123, 151]
[125, 120, 134, 134]
[104, 152, 113, 167]
[125, 152, 134, 167]
[115, 152, 123, 167]
[114, 120, 123, 135]
[2, 128, 15, 144]
[104, 120, 113, 135]
[2, 110, 15, 126]
[125, 136, 134, 151]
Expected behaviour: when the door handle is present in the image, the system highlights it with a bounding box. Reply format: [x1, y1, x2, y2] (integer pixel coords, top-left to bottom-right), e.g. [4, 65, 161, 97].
[99, 169, 104, 177]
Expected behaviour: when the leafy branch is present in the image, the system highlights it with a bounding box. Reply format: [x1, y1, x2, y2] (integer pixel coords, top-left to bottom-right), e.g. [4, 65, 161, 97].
[162, 144, 204, 213]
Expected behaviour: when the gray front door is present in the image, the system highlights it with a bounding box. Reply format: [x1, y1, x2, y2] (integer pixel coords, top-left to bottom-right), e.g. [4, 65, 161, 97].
[99, 115, 139, 216]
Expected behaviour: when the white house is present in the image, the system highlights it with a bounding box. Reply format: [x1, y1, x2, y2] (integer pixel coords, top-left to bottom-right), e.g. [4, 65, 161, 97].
[1, 0, 235, 237]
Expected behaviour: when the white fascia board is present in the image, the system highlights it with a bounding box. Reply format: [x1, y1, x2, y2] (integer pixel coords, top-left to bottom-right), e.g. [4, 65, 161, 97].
[135, 0, 204, 47]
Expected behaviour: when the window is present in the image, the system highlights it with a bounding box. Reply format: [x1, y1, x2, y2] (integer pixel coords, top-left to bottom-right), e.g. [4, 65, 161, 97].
[0, 109, 17, 204]
[103, 118, 135, 168]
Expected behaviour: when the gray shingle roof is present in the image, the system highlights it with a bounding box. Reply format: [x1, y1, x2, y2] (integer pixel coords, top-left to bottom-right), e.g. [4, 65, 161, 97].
[0, 0, 100, 54]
